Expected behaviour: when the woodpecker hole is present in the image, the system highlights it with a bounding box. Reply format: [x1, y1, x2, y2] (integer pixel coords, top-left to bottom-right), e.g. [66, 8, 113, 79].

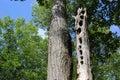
[77, 74, 79, 78]
[80, 56, 83, 59]
[79, 20, 83, 26]
[81, 61, 84, 64]
[81, 10, 85, 14]
[79, 50, 82, 55]
[79, 45, 81, 49]
[80, 16, 84, 19]
[76, 28, 81, 34]
[79, 37, 82, 43]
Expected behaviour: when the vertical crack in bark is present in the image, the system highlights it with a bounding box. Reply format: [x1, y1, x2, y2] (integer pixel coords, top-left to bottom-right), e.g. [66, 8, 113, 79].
[79, 37, 82, 43]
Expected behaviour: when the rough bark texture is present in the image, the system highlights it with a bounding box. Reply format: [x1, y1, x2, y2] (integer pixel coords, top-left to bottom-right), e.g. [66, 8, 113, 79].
[47, 0, 72, 80]
[73, 8, 92, 80]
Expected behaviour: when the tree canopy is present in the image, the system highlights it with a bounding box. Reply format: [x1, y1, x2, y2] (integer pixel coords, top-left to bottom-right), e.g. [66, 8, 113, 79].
[0, 16, 48, 80]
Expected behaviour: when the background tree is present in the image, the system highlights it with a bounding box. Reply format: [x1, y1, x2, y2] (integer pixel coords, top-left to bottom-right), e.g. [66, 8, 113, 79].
[0, 16, 48, 80]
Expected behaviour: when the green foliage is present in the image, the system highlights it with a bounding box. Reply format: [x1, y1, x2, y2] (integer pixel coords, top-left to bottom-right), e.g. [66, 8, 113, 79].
[89, 23, 120, 79]
[0, 16, 48, 80]
[36, 0, 53, 8]
[72, 56, 77, 80]
[32, 0, 52, 30]
[92, 50, 120, 80]
[32, 5, 51, 29]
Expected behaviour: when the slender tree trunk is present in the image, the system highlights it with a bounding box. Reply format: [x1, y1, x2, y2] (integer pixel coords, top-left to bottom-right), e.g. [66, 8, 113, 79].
[73, 8, 92, 80]
[47, 0, 72, 80]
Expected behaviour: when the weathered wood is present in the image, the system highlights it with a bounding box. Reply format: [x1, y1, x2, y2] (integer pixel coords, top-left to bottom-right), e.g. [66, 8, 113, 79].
[47, 0, 72, 80]
[73, 8, 92, 80]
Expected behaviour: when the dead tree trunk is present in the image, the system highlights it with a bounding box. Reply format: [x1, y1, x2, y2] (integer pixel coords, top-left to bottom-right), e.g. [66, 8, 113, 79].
[72, 8, 92, 80]
[47, 0, 72, 80]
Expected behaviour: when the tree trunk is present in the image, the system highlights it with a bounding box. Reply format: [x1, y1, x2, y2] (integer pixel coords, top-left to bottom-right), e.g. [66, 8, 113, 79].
[73, 8, 93, 80]
[47, 0, 72, 80]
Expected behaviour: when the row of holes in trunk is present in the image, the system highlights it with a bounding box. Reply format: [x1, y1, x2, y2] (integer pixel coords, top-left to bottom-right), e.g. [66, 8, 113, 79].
[76, 12, 84, 65]
[78, 33, 84, 65]
[77, 10, 90, 80]
[76, 14, 84, 34]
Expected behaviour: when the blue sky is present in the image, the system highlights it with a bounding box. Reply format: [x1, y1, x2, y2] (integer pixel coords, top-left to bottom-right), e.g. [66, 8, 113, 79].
[0, 0, 35, 22]
[0, 0, 46, 38]
[0, 0, 120, 36]
[110, 25, 120, 36]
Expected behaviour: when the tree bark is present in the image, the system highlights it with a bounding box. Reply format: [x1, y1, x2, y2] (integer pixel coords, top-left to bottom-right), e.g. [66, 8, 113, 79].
[73, 8, 93, 80]
[47, 0, 72, 80]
